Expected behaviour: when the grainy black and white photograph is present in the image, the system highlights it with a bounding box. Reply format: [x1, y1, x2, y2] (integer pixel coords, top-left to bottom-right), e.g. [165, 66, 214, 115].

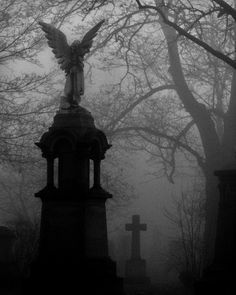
[0, 1, 236, 294]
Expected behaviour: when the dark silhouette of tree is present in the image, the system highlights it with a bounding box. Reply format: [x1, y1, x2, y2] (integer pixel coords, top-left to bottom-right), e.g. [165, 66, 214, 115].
[76, 0, 236, 265]
[131, 0, 236, 265]
[164, 186, 205, 281]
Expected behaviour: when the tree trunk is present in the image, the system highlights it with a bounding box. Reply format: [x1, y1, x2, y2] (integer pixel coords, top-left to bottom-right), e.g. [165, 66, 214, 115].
[161, 23, 222, 265]
[222, 70, 236, 164]
[222, 0, 236, 164]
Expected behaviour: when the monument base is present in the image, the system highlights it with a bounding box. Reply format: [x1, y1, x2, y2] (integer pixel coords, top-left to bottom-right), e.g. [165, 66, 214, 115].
[124, 259, 151, 294]
[195, 264, 236, 294]
[124, 277, 151, 295]
[125, 258, 147, 278]
[21, 199, 125, 294]
[22, 257, 125, 295]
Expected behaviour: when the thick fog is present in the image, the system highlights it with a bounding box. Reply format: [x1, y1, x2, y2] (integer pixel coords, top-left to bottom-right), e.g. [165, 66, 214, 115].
[1, 1, 236, 294]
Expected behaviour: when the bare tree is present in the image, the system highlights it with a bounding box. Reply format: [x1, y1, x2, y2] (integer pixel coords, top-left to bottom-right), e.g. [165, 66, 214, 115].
[164, 186, 205, 286]
[70, 0, 236, 265]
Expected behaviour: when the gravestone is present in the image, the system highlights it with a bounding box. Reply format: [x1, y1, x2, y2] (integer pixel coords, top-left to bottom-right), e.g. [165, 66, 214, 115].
[195, 166, 236, 293]
[22, 107, 125, 295]
[124, 215, 150, 293]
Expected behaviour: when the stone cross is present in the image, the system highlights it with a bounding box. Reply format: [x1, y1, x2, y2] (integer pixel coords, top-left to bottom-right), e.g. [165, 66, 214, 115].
[125, 215, 147, 260]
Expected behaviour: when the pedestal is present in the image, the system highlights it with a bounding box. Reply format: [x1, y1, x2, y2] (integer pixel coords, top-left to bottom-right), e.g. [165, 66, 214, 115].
[125, 259, 147, 280]
[22, 108, 125, 295]
[124, 259, 150, 294]
[195, 168, 236, 294]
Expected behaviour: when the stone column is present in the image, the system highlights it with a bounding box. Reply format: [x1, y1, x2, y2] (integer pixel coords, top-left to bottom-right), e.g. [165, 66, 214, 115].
[24, 107, 124, 295]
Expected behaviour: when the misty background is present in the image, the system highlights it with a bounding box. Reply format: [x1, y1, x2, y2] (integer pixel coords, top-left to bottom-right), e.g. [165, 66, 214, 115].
[1, 0, 236, 290]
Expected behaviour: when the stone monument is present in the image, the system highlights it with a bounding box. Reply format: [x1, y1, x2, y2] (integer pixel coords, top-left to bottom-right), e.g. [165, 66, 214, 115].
[22, 20, 124, 295]
[195, 166, 236, 293]
[124, 215, 150, 293]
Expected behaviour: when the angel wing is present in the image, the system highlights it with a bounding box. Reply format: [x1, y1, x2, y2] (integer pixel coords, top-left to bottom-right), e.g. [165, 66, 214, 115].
[79, 19, 105, 55]
[39, 21, 71, 73]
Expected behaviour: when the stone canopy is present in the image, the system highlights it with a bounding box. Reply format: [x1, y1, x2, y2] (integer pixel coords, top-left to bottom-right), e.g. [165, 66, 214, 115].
[35, 107, 112, 201]
[36, 107, 111, 160]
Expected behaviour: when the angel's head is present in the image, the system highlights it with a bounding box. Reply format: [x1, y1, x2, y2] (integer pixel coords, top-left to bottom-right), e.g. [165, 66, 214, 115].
[71, 40, 85, 57]
[71, 40, 80, 48]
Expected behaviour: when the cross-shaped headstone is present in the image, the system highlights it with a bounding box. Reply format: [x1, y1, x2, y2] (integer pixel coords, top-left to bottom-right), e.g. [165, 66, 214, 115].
[125, 215, 147, 260]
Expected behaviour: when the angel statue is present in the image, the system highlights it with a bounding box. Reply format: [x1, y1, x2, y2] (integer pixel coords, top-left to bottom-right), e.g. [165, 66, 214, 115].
[39, 20, 105, 110]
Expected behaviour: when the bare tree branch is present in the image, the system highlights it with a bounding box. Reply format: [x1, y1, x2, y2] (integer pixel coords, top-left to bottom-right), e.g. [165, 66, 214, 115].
[213, 0, 236, 20]
[109, 126, 206, 170]
[135, 0, 236, 69]
[105, 84, 175, 130]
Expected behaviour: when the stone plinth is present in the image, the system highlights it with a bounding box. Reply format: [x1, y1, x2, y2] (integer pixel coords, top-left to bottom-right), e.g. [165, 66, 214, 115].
[23, 107, 124, 295]
[195, 168, 236, 294]
[125, 259, 149, 282]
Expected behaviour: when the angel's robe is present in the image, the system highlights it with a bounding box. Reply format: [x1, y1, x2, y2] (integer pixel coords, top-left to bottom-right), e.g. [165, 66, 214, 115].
[63, 63, 84, 107]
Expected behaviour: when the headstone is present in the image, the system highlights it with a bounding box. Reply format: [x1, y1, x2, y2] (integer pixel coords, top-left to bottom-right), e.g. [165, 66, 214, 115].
[126, 215, 146, 261]
[22, 107, 125, 295]
[195, 167, 236, 293]
[124, 215, 150, 293]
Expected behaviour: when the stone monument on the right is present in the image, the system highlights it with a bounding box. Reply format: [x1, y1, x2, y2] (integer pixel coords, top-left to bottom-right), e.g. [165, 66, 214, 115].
[124, 215, 150, 293]
[195, 166, 236, 294]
